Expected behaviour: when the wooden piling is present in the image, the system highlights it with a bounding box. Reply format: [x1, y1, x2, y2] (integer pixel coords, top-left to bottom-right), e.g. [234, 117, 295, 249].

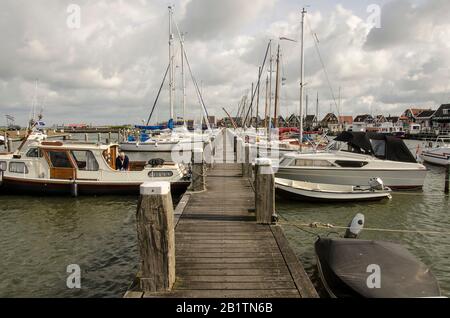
[84, 133, 89, 142]
[255, 158, 275, 225]
[222, 129, 227, 158]
[233, 136, 238, 161]
[7, 138, 13, 153]
[97, 133, 102, 143]
[136, 182, 175, 292]
[242, 143, 250, 178]
[191, 148, 206, 192]
[445, 164, 449, 194]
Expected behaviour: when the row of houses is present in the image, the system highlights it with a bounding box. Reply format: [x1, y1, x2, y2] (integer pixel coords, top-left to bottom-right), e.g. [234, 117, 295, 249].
[219, 104, 450, 136]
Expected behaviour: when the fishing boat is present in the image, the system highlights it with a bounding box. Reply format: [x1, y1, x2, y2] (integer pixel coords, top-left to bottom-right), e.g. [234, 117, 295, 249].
[0, 140, 189, 196]
[315, 214, 442, 298]
[275, 177, 392, 202]
[420, 135, 450, 166]
[276, 131, 427, 190]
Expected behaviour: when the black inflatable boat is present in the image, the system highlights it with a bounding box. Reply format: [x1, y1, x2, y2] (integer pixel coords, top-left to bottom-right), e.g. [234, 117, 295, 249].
[315, 214, 442, 298]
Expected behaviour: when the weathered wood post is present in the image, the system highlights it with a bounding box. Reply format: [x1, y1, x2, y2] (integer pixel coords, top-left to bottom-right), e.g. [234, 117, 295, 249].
[242, 143, 251, 178]
[97, 133, 102, 143]
[136, 182, 175, 292]
[233, 135, 238, 161]
[255, 158, 275, 224]
[84, 133, 89, 142]
[222, 129, 227, 160]
[7, 138, 13, 153]
[445, 164, 449, 194]
[191, 148, 206, 192]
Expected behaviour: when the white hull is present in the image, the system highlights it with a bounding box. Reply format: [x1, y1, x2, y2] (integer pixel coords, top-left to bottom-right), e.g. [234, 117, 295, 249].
[275, 178, 392, 201]
[120, 141, 182, 152]
[276, 167, 426, 190]
[421, 148, 450, 166]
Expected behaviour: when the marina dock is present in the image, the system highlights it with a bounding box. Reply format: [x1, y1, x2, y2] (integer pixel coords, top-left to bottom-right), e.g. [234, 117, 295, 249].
[124, 130, 318, 298]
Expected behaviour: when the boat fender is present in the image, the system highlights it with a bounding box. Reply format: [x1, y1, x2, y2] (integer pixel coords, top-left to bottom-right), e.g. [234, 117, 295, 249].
[71, 180, 78, 197]
[344, 213, 365, 239]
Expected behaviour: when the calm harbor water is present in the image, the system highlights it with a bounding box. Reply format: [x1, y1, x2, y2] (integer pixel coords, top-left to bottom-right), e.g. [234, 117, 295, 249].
[0, 137, 449, 297]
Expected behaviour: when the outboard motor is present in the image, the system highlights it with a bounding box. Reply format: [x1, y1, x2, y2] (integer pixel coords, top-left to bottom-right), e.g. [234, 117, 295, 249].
[369, 177, 384, 191]
[344, 213, 365, 239]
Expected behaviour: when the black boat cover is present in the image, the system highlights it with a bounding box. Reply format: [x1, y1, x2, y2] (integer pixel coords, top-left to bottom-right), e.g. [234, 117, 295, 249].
[334, 131, 417, 163]
[315, 238, 441, 298]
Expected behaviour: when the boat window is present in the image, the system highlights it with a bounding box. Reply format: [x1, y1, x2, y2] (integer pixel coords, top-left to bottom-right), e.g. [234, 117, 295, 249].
[335, 160, 369, 168]
[71, 151, 99, 171]
[292, 159, 333, 167]
[26, 148, 42, 158]
[0, 161, 6, 171]
[149, 171, 174, 178]
[370, 139, 386, 158]
[279, 158, 291, 166]
[48, 151, 73, 168]
[9, 162, 28, 174]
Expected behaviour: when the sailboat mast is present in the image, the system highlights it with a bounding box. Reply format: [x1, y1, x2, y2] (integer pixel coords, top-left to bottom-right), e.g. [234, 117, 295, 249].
[316, 91, 319, 128]
[268, 41, 273, 134]
[256, 66, 261, 131]
[273, 44, 281, 129]
[265, 75, 269, 129]
[168, 6, 175, 122]
[299, 7, 306, 148]
[181, 32, 186, 126]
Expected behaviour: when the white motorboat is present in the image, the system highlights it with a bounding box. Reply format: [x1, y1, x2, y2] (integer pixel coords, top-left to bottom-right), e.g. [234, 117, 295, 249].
[421, 135, 450, 166]
[276, 132, 427, 190]
[0, 140, 189, 196]
[275, 177, 392, 202]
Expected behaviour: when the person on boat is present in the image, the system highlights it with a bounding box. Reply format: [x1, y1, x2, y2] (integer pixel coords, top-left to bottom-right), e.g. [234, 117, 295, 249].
[116, 152, 130, 171]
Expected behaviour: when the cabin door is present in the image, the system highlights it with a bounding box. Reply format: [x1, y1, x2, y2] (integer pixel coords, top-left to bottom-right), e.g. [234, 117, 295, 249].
[44, 150, 77, 180]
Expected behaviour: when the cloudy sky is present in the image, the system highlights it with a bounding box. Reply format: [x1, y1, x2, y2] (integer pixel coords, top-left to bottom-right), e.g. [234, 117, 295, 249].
[0, 0, 449, 126]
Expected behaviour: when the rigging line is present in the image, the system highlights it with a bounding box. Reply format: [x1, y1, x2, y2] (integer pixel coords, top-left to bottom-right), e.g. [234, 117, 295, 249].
[184, 50, 211, 121]
[243, 40, 271, 127]
[305, 17, 340, 118]
[173, 18, 211, 130]
[146, 63, 170, 126]
[278, 220, 450, 236]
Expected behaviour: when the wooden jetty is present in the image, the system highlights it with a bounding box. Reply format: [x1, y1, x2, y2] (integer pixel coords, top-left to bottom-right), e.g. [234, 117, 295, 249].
[125, 129, 318, 298]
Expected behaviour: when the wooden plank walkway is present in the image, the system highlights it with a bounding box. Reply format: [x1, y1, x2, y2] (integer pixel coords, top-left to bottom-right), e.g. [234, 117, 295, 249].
[125, 130, 318, 298]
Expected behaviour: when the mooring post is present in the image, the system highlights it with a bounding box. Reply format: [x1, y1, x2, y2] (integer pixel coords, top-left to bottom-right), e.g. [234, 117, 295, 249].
[206, 139, 215, 169]
[222, 129, 227, 160]
[191, 148, 206, 192]
[233, 135, 238, 161]
[7, 138, 13, 153]
[242, 143, 251, 178]
[445, 164, 449, 194]
[255, 158, 275, 225]
[136, 182, 175, 292]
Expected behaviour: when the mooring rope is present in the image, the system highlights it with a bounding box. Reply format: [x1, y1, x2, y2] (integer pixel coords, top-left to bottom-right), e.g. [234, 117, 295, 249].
[277, 219, 450, 236]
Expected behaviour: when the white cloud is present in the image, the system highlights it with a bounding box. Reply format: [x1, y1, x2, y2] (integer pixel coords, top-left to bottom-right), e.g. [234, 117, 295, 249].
[0, 0, 449, 126]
